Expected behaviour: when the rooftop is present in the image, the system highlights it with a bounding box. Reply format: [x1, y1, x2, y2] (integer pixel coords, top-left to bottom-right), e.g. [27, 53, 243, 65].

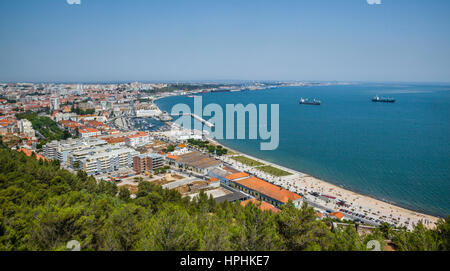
[177, 151, 221, 169]
[241, 198, 279, 213]
[79, 127, 100, 134]
[329, 212, 345, 220]
[103, 136, 125, 144]
[17, 148, 49, 161]
[128, 131, 149, 139]
[235, 176, 302, 204]
[225, 172, 250, 181]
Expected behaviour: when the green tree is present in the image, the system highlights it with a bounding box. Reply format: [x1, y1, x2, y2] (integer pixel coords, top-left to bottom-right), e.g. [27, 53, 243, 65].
[276, 202, 332, 251]
[136, 204, 201, 251]
[392, 222, 440, 251]
[118, 187, 131, 202]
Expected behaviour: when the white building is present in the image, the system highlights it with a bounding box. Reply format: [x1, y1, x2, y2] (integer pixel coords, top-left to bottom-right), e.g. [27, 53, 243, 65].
[77, 115, 107, 122]
[17, 119, 35, 138]
[163, 125, 205, 141]
[125, 131, 151, 147]
[81, 147, 139, 175]
[136, 109, 160, 117]
[50, 98, 60, 111]
[43, 138, 108, 165]
[54, 112, 77, 122]
[79, 128, 101, 138]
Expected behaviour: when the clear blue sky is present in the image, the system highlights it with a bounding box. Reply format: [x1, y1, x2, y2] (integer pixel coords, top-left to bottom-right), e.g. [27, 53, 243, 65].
[0, 0, 449, 82]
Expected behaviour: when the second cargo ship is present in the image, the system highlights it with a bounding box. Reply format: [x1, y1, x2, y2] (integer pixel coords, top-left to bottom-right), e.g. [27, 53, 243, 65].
[372, 95, 395, 103]
[300, 98, 321, 105]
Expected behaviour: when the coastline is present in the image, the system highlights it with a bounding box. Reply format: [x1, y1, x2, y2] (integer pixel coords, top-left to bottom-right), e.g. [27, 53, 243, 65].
[154, 91, 443, 229]
[206, 137, 440, 229]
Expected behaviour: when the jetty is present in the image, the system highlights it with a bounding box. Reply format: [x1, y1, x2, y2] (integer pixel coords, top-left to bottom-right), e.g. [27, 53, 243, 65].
[171, 113, 215, 128]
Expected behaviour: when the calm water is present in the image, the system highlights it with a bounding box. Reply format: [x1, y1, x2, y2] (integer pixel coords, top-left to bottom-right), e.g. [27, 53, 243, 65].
[156, 83, 450, 217]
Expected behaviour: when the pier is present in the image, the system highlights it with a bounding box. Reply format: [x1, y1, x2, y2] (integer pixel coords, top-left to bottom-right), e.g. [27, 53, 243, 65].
[171, 113, 215, 128]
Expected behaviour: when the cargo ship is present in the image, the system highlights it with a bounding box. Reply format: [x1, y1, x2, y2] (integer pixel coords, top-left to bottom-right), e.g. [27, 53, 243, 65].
[299, 98, 321, 105]
[372, 95, 395, 103]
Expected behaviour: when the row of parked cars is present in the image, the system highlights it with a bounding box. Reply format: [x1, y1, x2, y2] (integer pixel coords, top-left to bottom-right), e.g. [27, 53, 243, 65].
[338, 208, 387, 225]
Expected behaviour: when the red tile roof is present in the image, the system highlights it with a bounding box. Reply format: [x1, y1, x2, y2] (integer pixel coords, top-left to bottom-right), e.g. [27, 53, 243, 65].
[235, 176, 302, 203]
[17, 148, 49, 161]
[104, 136, 125, 144]
[79, 127, 100, 133]
[128, 131, 149, 139]
[166, 154, 179, 160]
[241, 199, 279, 213]
[225, 172, 250, 181]
[207, 177, 219, 184]
[329, 212, 345, 220]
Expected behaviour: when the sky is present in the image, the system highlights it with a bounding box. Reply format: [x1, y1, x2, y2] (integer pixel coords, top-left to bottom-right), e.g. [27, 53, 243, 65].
[0, 0, 449, 83]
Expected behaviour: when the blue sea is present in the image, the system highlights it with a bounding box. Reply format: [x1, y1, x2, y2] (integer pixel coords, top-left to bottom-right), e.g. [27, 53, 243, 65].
[155, 83, 450, 217]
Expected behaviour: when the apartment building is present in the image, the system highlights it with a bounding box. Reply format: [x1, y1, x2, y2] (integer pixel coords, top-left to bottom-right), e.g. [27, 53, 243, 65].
[79, 127, 101, 138]
[81, 147, 139, 175]
[43, 138, 108, 165]
[50, 98, 60, 111]
[133, 153, 164, 173]
[17, 119, 35, 138]
[125, 131, 151, 147]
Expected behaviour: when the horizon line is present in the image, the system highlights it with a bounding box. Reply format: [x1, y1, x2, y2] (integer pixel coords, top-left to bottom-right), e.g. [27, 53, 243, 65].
[1, 80, 450, 85]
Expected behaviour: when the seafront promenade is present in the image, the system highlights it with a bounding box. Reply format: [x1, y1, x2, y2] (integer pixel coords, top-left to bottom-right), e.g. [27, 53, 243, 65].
[208, 137, 440, 230]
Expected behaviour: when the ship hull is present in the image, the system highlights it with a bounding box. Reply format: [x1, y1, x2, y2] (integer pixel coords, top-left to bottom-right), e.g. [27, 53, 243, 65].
[372, 99, 395, 103]
[300, 102, 321, 105]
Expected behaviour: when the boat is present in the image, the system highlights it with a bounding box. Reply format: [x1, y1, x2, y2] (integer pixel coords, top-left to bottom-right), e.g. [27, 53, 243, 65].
[299, 98, 321, 105]
[372, 95, 395, 103]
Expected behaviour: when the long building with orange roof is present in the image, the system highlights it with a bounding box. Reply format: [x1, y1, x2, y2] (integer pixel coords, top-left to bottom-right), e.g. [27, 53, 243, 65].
[103, 136, 126, 146]
[232, 175, 302, 207]
[224, 172, 250, 185]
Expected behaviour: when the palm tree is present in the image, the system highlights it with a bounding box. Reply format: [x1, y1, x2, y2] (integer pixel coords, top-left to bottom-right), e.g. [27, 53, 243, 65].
[380, 222, 394, 239]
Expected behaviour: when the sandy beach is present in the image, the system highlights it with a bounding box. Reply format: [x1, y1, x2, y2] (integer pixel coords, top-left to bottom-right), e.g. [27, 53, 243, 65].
[207, 137, 440, 229]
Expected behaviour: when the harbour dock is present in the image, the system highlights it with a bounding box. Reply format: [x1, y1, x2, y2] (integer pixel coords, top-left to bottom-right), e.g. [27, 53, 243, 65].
[171, 113, 215, 128]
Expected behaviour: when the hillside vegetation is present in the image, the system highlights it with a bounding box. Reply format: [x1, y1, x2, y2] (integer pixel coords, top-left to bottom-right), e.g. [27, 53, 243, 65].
[0, 142, 448, 251]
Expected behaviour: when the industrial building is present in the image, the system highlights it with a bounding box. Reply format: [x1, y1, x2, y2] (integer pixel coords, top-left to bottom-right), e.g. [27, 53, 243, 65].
[167, 151, 221, 175]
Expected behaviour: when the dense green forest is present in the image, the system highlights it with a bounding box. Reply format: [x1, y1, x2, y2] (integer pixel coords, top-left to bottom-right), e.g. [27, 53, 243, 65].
[0, 144, 448, 251]
[16, 112, 70, 141]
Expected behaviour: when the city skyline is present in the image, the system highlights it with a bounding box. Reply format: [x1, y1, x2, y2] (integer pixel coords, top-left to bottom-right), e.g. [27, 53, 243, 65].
[1, 0, 450, 83]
